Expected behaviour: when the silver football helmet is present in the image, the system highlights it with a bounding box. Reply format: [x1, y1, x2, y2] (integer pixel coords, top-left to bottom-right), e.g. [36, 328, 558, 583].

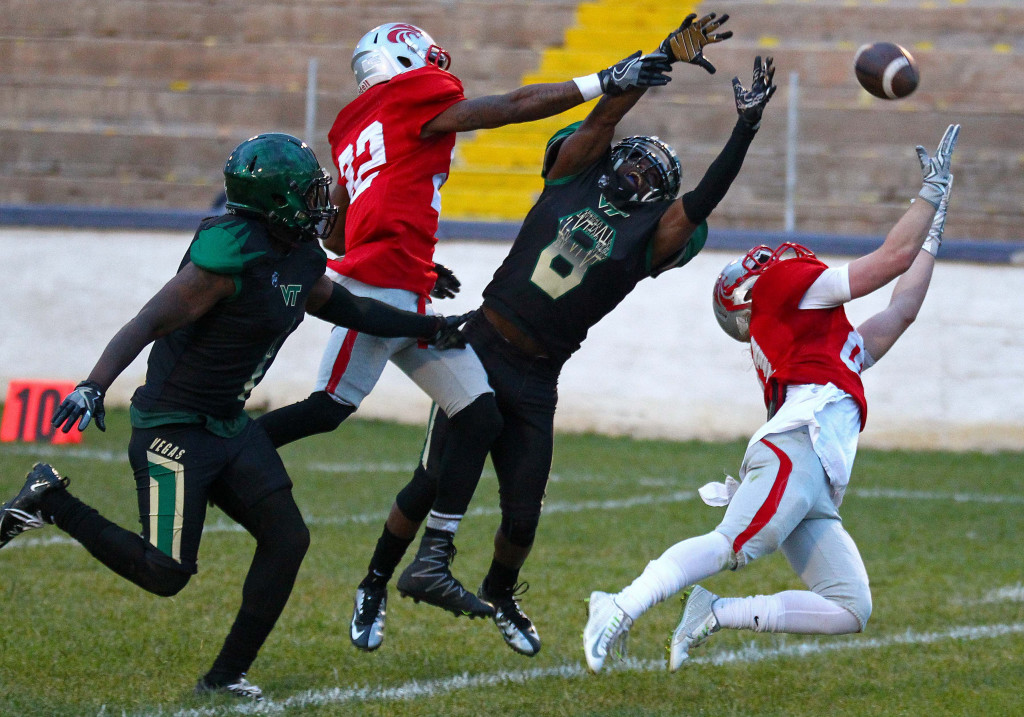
[351, 23, 452, 94]
[712, 242, 815, 342]
[600, 135, 682, 206]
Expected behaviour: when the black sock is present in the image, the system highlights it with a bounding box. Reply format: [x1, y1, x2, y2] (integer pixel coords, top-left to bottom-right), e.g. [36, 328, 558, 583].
[206, 610, 276, 682]
[484, 560, 521, 596]
[362, 525, 413, 587]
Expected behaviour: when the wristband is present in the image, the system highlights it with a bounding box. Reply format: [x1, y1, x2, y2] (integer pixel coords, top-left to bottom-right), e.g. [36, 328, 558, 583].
[573, 74, 603, 101]
[921, 236, 940, 257]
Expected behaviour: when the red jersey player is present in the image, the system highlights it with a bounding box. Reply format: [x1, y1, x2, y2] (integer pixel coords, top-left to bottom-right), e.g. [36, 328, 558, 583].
[583, 123, 959, 673]
[255, 20, 723, 632]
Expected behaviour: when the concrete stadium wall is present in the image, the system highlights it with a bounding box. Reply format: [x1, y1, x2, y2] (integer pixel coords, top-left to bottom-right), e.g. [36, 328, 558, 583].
[2, 228, 1022, 452]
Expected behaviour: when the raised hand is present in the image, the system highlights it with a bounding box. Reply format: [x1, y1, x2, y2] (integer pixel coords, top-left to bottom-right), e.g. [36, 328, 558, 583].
[660, 12, 733, 74]
[431, 262, 461, 300]
[52, 380, 106, 433]
[916, 123, 960, 209]
[732, 56, 777, 130]
[597, 51, 673, 96]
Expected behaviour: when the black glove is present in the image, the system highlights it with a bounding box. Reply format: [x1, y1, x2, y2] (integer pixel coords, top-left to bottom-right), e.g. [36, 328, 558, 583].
[52, 379, 106, 433]
[660, 12, 733, 74]
[427, 311, 474, 350]
[430, 262, 461, 300]
[732, 56, 777, 130]
[597, 51, 673, 96]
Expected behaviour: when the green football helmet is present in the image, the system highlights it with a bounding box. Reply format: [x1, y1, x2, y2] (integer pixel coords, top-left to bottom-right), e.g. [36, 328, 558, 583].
[223, 133, 338, 241]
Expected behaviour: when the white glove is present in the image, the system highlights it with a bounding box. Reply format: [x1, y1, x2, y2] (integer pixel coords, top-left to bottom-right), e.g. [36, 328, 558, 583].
[916, 123, 960, 209]
[921, 174, 953, 257]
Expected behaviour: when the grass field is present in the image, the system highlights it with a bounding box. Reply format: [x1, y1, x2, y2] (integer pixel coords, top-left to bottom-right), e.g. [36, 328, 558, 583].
[0, 410, 1022, 716]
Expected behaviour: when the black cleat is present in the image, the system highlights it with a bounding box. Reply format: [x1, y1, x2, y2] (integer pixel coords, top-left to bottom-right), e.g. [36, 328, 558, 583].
[479, 580, 541, 656]
[396, 532, 494, 618]
[0, 463, 68, 548]
[350, 584, 387, 651]
[194, 674, 263, 701]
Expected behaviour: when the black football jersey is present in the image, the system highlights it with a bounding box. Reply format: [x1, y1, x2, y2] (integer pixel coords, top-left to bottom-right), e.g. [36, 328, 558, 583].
[131, 215, 327, 419]
[483, 154, 703, 366]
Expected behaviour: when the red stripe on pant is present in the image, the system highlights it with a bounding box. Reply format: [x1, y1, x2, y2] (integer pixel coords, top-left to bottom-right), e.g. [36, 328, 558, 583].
[325, 329, 359, 394]
[732, 437, 793, 554]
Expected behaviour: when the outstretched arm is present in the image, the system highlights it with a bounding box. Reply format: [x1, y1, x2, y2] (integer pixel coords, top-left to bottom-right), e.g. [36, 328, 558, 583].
[305, 275, 468, 348]
[650, 56, 776, 269]
[846, 124, 959, 300]
[856, 175, 953, 362]
[421, 51, 672, 137]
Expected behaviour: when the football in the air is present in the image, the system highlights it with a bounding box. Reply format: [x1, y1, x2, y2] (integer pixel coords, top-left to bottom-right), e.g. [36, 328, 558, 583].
[854, 42, 919, 100]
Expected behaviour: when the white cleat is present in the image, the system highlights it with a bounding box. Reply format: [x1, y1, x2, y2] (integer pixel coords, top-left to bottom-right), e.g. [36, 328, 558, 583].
[583, 591, 633, 673]
[668, 585, 720, 672]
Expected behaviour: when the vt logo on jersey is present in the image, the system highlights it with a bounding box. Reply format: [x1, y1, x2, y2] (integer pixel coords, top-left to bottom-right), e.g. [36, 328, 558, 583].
[598, 194, 630, 218]
[280, 285, 302, 306]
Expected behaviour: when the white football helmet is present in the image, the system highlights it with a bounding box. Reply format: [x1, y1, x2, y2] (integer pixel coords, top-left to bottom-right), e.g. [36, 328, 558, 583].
[351, 23, 451, 94]
[712, 242, 815, 342]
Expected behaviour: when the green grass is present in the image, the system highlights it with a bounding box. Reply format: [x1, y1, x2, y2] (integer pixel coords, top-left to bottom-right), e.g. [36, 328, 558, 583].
[0, 410, 1022, 716]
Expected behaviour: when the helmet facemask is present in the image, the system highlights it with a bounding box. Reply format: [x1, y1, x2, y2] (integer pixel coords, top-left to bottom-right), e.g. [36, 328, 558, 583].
[352, 23, 451, 94]
[600, 136, 681, 207]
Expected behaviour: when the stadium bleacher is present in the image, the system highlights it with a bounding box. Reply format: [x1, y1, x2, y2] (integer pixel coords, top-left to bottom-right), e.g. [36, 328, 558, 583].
[1, 0, 1021, 242]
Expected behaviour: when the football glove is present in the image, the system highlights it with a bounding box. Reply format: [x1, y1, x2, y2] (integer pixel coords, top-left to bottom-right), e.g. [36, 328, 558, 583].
[427, 311, 473, 350]
[659, 12, 733, 74]
[597, 51, 673, 97]
[732, 56, 777, 130]
[52, 380, 106, 433]
[916, 123, 960, 209]
[922, 174, 953, 257]
[430, 262, 461, 300]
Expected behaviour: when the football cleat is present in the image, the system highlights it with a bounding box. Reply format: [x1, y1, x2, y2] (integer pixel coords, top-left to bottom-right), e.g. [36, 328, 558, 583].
[194, 674, 263, 701]
[479, 580, 541, 657]
[350, 584, 387, 652]
[583, 591, 633, 672]
[0, 463, 68, 549]
[396, 532, 494, 618]
[668, 585, 721, 672]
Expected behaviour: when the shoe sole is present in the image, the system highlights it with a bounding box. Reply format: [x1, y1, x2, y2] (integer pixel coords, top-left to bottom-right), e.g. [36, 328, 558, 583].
[397, 589, 493, 618]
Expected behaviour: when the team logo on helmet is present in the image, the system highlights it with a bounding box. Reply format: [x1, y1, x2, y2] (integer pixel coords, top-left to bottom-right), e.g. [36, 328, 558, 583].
[386, 23, 423, 43]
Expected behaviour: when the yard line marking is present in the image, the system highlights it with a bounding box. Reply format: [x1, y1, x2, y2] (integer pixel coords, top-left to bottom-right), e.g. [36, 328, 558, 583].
[959, 583, 1024, 605]
[851, 487, 1024, 505]
[0, 491, 696, 550]
[127, 621, 1024, 717]
[3, 444, 1020, 505]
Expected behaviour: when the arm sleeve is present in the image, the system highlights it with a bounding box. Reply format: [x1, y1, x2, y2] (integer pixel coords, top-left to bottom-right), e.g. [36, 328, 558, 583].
[798, 265, 852, 309]
[308, 283, 442, 339]
[681, 119, 757, 225]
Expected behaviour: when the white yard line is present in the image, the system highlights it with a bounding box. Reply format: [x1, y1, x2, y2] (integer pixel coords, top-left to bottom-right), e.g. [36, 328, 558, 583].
[127, 621, 1024, 717]
[4, 484, 1020, 552]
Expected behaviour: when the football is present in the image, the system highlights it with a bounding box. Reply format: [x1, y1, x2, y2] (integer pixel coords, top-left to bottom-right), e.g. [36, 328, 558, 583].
[854, 42, 919, 99]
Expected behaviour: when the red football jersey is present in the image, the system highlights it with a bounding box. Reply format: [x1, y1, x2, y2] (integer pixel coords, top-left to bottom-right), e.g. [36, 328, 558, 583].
[748, 257, 868, 428]
[327, 66, 464, 296]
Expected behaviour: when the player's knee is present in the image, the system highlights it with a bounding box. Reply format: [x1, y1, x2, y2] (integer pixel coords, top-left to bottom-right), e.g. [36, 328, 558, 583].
[451, 393, 503, 444]
[499, 503, 541, 547]
[396, 465, 437, 523]
[137, 549, 192, 597]
[819, 578, 872, 632]
[847, 583, 873, 631]
[303, 391, 355, 432]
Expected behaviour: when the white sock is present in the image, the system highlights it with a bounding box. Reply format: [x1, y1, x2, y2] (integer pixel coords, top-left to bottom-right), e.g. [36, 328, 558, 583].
[615, 531, 733, 622]
[425, 510, 461, 534]
[714, 590, 861, 634]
